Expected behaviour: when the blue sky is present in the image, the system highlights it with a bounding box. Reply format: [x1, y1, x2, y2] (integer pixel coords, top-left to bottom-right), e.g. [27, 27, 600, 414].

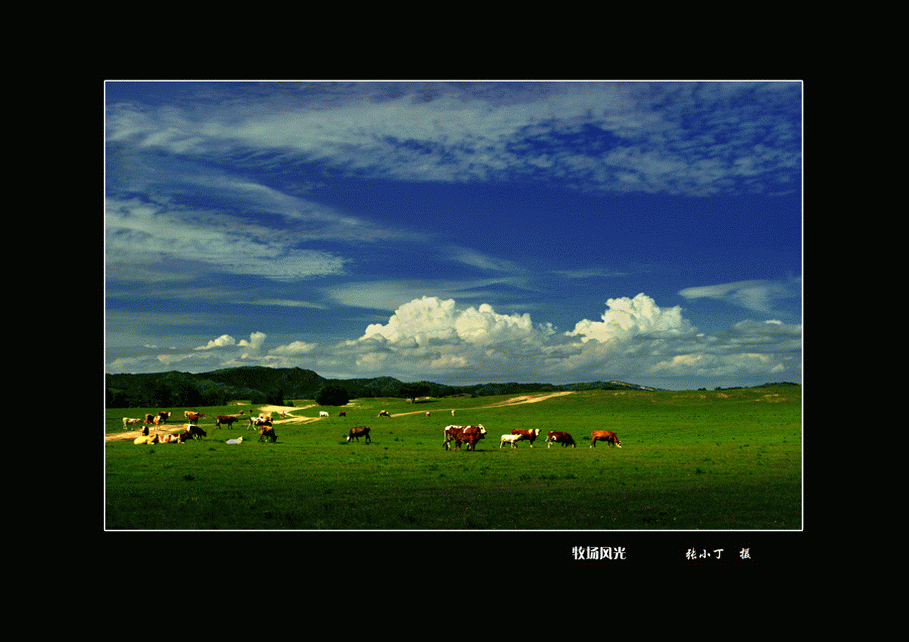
[105, 81, 802, 390]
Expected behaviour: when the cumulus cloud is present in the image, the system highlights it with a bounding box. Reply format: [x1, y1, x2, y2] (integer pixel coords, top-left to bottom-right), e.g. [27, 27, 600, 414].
[195, 334, 236, 350]
[112, 294, 801, 388]
[566, 293, 694, 343]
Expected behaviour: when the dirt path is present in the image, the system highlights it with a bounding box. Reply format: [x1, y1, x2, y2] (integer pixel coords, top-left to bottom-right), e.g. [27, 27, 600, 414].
[106, 392, 576, 442]
[482, 391, 575, 407]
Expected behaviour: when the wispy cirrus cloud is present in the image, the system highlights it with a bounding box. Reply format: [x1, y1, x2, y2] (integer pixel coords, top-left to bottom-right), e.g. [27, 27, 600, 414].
[678, 277, 801, 314]
[107, 81, 801, 196]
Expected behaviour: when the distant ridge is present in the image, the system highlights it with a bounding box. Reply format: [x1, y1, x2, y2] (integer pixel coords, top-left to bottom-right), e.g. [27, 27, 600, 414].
[104, 366, 662, 408]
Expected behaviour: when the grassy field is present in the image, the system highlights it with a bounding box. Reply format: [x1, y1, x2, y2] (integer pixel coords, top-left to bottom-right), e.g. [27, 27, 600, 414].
[104, 387, 802, 530]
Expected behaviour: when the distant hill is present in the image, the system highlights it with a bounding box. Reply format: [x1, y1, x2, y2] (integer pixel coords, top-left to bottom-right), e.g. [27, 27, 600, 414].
[104, 366, 662, 408]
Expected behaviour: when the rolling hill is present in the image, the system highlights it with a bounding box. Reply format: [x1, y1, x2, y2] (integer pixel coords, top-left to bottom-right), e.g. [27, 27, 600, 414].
[104, 366, 660, 408]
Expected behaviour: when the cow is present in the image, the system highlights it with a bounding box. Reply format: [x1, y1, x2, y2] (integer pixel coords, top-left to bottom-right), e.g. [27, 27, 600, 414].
[500, 434, 522, 448]
[133, 434, 159, 445]
[143, 414, 154, 424]
[452, 425, 486, 451]
[160, 433, 179, 443]
[184, 411, 205, 422]
[248, 415, 272, 429]
[590, 430, 622, 448]
[216, 415, 239, 429]
[443, 425, 466, 450]
[378, 410, 390, 417]
[319, 411, 330, 418]
[546, 431, 576, 448]
[258, 425, 278, 443]
[155, 411, 172, 424]
[347, 426, 371, 443]
[182, 424, 207, 440]
[451, 409, 456, 416]
[338, 411, 346, 417]
[122, 417, 141, 428]
[510, 428, 541, 447]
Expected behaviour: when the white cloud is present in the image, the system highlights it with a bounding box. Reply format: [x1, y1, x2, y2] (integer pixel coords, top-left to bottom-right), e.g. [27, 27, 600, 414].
[108, 294, 801, 388]
[106, 197, 348, 283]
[195, 334, 236, 350]
[107, 82, 801, 196]
[566, 293, 694, 343]
[679, 278, 801, 314]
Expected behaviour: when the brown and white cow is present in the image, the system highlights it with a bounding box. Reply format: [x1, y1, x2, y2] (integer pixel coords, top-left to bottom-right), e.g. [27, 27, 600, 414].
[590, 430, 622, 448]
[510, 428, 541, 447]
[184, 411, 205, 422]
[154, 411, 172, 425]
[347, 426, 371, 443]
[546, 431, 576, 448]
[443, 425, 466, 450]
[378, 410, 390, 417]
[452, 425, 487, 451]
[216, 415, 239, 429]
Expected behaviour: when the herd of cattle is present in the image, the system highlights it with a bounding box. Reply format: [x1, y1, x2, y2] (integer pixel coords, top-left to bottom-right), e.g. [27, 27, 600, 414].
[444, 425, 622, 450]
[122, 409, 623, 450]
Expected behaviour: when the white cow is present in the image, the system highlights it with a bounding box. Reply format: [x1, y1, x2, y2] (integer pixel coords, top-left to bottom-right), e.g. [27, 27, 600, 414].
[500, 434, 522, 448]
[226, 437, 243, 445]
[319, 411, 330, 418]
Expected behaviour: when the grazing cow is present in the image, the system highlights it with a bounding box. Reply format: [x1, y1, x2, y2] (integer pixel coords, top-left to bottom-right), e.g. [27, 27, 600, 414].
[183, 424, 207, 440]
[226, 436, 243, 444]
[216, 415, 239, 429]
[122, 417, 141, 428]
[143, 414, 154, 424]
[258, 425, 278, 443]
[155, 411, 172, 424]
[590, 430, 622, 448]
[184, 411, 205, 422]
[546, 431, 577, 448]
[378, 410, 390, 417]
[500, 434, 522, 448]
[347, 426, 371, 443]
[510, 428, 541, 447]
[338, 411, 346, 417]
[426, 412, 431, 417]
[454, 425, 487, 451]
[319, 411, 330, 418]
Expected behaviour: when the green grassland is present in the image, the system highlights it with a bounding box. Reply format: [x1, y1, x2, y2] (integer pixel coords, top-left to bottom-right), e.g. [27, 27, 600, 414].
[104, 387, 802, 530]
